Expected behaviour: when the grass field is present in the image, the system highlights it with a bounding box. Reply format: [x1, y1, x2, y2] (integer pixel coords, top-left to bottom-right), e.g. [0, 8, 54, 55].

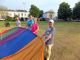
[0, 21, 80, 60]
[53, 22, 80, 60]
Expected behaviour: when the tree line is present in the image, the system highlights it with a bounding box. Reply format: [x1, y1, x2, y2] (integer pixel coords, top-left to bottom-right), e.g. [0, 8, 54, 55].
[58, 2, 80, 21]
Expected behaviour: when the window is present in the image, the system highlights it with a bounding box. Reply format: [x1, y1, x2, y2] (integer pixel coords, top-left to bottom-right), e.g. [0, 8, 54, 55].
[25, 14, 26, 16]
[21, 13, 23, 17]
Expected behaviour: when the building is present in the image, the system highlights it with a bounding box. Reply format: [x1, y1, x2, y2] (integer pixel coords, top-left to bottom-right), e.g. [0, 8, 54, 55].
[7, 10, 29, 18]
[43, 10, 55, 19]
[0, 9, 29, 20]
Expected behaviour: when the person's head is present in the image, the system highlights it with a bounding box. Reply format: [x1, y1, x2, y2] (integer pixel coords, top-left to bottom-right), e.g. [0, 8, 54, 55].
[16, 17, 20, 21]
[29, 15, 34, 20]
[48, 19, 54, 27]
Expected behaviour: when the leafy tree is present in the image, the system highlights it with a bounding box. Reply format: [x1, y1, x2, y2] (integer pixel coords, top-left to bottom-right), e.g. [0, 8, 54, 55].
[5, 16, 13, 21]
[58, 2, 72, 21]
[29, 5, 40, 17]
[39, 10, 44, 18]
[73, 2, 80, 20]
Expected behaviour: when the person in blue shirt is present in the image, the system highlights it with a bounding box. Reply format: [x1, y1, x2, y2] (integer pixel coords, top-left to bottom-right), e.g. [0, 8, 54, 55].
[26, 15, 34, 30]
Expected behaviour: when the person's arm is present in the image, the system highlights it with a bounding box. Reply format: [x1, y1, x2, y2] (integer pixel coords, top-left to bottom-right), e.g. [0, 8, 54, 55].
[42, 29, 46, 36]
[33, 25, 39, 33]
[16, 21, 17, 26]
[42, 32, 46, 36]
[45, 34, 53, 42]
[45, 28, 54, 42]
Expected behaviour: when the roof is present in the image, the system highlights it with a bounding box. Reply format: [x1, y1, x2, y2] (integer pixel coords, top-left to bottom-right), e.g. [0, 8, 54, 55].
[45, 9, 55, 13]
[8, 10, 27, 12]
[0, 9, 27, 12]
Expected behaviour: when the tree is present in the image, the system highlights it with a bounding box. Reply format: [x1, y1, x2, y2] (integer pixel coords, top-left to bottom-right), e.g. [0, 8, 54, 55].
[39, 10, 44, 18]
[29, 5, 40, 17]
[73, 2, 80, 20]
[58, 2, 72, 21]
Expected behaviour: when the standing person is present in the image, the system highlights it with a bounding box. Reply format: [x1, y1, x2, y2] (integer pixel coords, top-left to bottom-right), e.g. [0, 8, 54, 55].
[31, 17, 39, 35]
[26, 15, 34, 30]
[42, 20, 55, 60]
[16, 17, 21, 27]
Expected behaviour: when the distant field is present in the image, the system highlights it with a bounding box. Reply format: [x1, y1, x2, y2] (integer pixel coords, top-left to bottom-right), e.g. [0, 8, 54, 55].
[53, 22, 80, 60]
[0, 21, 80, 60]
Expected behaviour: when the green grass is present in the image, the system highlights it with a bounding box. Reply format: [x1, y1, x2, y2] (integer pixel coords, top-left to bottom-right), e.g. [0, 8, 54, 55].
[0, 21, 80, 60]
[0, 21, 26, 27]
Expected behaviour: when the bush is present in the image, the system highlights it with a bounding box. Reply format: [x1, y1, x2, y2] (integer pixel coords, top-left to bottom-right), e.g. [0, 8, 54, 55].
[6, 16, 13, 21]
[4, 21, 10, 27]
[20, 18, 24, 21]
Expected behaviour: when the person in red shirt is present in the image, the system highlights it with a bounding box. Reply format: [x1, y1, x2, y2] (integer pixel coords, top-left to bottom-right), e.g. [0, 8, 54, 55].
[31, 17, 39, 35]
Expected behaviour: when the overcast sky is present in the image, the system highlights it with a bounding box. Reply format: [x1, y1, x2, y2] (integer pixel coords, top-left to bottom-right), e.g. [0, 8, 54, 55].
[0, 0, 79, 13]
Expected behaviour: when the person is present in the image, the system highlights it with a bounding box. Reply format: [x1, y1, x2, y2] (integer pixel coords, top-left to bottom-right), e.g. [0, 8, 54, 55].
[16, 17, 21, 27]
[42, 19, 55, 60]
[26, 15, 34, 30]
[31, 17, 39, 35]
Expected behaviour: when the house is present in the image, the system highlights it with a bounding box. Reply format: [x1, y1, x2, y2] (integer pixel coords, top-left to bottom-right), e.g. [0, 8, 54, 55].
[0, 9, 29, 20]
[43, 10, 55, 19]
[7, 10, 29, 18]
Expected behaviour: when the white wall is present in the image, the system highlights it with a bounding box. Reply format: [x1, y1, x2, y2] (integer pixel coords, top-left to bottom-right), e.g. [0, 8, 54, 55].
[43, 12, 54, 19]
[7, 11, 29, 18]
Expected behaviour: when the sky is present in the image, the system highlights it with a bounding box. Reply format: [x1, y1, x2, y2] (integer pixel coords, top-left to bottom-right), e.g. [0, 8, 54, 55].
[0, 0, 79, 13]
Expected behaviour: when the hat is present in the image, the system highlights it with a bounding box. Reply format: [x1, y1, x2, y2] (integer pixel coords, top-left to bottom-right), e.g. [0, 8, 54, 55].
[49, 19, 54, 23]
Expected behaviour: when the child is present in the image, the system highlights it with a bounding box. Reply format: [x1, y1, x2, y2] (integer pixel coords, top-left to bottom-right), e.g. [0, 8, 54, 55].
[42, 19, 55, 60]
[16, 17, 21, 27]
[31, 17, 39, 35]
[26, 15, 34, 30]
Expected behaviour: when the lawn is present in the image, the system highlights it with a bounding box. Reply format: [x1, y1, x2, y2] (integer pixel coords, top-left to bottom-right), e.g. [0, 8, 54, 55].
[53, 22, 80, 60]
[0, 21, 80, 60]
